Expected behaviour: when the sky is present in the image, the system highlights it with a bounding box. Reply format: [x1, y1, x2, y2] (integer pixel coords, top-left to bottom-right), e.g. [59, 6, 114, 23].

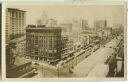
[5, 2, 125, 27]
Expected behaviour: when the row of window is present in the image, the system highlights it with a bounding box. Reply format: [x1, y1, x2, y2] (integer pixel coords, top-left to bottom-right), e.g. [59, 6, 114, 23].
[12, 30, 25, 34]
[9, 11, 25, 18]
[32, 51, 55, 57]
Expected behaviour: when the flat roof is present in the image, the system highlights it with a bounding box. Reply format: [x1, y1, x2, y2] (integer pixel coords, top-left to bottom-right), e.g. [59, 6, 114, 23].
[10, 35, 26, 44]
[12, 57, 31, 69]
[7, 8, 26, 12]
[26, 27, 61, 30]
[26, 25, 61, 30]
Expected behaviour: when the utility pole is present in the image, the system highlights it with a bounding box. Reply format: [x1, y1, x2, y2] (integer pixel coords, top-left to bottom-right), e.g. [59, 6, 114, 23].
[42, 65, 45, 77]
[57, 65, 59, 77]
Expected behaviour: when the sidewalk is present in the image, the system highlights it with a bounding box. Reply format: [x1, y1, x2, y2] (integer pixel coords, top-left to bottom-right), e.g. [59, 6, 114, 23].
[32, 61, 57, 70]
[73, 35, 122, 77]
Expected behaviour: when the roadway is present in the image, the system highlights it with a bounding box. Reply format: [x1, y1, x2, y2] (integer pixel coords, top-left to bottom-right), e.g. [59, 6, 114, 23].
[31, 35, 123, 78]
[73, 35, 123, 77]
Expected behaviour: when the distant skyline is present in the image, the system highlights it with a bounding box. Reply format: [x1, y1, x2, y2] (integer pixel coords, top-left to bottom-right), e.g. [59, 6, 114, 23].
[5, 2, 125, 27]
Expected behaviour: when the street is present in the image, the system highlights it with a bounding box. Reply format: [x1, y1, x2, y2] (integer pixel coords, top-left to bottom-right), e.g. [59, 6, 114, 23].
[30, 34, 123, 78]
[73, 35, 123, 77]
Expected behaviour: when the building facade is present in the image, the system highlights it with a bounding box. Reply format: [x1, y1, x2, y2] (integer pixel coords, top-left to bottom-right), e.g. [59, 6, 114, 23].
[6, 35, 36, 78]
[61, 23, 72, 35]
[26, 25, 62, 65]
[6, 8, 26, 44]
[94, 20, 107, 30]
[80, 19, 88, 31]
[46, 18, 57, 27]
[102, 27, 112, 37]
[10, 35, 26, 57]
[61, 35, 74, 60]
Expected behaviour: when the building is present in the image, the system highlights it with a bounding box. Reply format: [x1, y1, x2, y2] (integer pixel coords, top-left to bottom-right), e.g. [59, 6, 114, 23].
[61, 23, 72, 35]
[81, 28, 97, 45]
[6, 8, 26, 44]
[94, 20, 107, 30]
[112, 24, 124, 36]
[6, 56, 34, 78]
[61, 35, 74, 60]
[6, 44, 15, 69]
[6, 43, 34, 78]
[10, 35, 26, 57]
[46, 18, 57, 27]
[80, 19, 88, 31]
[102, 27, 112, 37]
[61, 36, 68, 59]
[6, 35, 26, 75]
[26, 25, 62, 65]
[36, 11, 47, 26]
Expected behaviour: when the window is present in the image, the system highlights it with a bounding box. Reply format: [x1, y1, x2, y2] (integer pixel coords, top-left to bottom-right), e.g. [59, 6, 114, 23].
[49, 53, 52, 57]
[35, 49, 38, 55]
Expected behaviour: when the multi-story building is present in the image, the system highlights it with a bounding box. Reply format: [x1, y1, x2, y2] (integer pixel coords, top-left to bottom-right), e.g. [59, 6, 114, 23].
[26, 25, 62, 65]
[61, 23, 72, 35]
[10, 35, 26, 57]
[102, 27, 112, 37]
[94, 20, 107, 30]
[46, 18, 57, 27]
[81, 28, 97, 45]
[6, 40, 34, 78]
[113, 23, 124, 35]
[61, 35, 74, 60]
[6, 8, 26, 44]
[80, 19, 88, 31]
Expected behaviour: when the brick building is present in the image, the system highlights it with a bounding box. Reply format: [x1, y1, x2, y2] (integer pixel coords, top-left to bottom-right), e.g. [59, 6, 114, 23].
[26, 25, 62, 65]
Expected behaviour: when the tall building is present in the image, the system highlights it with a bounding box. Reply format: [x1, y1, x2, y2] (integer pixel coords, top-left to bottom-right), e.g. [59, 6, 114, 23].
[26, 25, 62, 65]
[94, 20, 107, 30]
[80, 19, 88, 31]
[72, 19, 88, 33]
[46, 18, 57, 27]
[61, 23, 72, 35]
[6, 8, 26, 44]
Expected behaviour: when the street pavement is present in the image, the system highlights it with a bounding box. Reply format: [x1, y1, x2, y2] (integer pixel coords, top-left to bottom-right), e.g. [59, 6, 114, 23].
[31, 35, 123, 78]
[73, 35, 123, 77]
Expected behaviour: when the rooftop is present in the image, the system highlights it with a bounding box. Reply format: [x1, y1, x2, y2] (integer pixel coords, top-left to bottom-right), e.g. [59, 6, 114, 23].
[10, 35, 26, 44]
[7, 8, 26, 12]
[26, 25, 61, 30]
[12, 57, 31, 69]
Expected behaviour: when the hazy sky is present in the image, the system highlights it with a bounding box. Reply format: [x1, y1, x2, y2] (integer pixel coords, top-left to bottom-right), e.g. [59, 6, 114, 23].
[6, 2, 125, 27]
